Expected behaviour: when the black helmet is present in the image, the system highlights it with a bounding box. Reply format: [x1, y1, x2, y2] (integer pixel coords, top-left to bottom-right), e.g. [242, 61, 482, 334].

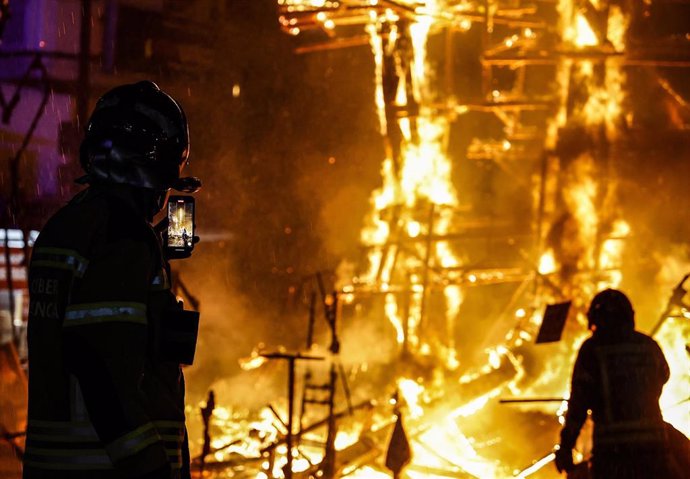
[79, 81, 200, 193]
[586, 289, 635, 332]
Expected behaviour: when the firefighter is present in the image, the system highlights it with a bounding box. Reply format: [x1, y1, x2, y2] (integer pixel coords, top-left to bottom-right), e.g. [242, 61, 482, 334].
[24, 81, 200, 479]
[555, 289, 678, 478]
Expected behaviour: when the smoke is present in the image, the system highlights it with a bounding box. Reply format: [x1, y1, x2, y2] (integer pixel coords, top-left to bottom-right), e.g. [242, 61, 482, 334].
[338, 310, 398, 368]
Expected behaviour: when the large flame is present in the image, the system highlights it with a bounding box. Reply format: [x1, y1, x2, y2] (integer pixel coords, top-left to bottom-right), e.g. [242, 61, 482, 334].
[357, 3, 462, 369]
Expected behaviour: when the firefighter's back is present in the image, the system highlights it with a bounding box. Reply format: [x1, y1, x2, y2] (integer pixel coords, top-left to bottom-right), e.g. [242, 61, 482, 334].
[24, 188, 160, 479]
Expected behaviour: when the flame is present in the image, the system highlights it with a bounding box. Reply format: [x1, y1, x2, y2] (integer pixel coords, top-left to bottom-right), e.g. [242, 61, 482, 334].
[573, 14, 598, 47]
[559, 0, 598, 49]
[607, 5, 628, 52]
[657, 317, 690, 437]
[366, 22, 387, 136]
[598, 219, 630, 287]
[539, 250, 557, 275]
[546, 52, 573, 150]
[238, 348, 269, 371]
[265, 3, 683, 479]
[385, 292, 405, 344]
[399, 119, 457, 206]
[449, 389, 498, 419]
[356, 3, 463, 368]
[542, 0, 630, 291]
[398, 378, 425, 418]
[411, 420, 501, 479]
[581, 64, 625, 135]
[345, 466, 391, 478]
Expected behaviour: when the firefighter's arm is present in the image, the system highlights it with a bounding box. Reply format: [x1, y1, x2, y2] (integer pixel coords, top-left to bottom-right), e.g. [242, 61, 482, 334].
[556, 343, 594, 473]
[62, 238, 169, 478]
[560, 343, 595, 449]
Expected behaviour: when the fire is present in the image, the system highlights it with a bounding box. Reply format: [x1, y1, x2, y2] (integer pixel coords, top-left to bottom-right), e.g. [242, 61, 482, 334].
[399, 119, 456, 206]
[539, 250, 557, 275]
[356, 4, 463, 369]
[607, 6, 628, 52]
[238, 347, 269, 371]
[598, 219, 630, 287]
[558, 0, 598, 49]
[545, 0, 630, 291]
[411, 421, 502, 479]
[581, 64, 625, 134]
[346, 466, 391, 478]
[572, 14, 598, 48]
[192, 1, 690, 477]
[563, 154, 599, 272]
[385, 292, 405, 344]
[527, 0, 632, 421]
[657, 317, 690, 437]
[398, 377, 425, 418]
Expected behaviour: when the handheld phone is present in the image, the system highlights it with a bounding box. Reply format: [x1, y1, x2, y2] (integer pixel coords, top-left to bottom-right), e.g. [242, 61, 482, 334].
[166, 196, 195, 258]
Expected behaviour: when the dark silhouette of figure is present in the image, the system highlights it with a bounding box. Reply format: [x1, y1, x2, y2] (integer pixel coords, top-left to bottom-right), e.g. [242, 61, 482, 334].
[24, 81, 200, 479]
[555, 289, 681, 478]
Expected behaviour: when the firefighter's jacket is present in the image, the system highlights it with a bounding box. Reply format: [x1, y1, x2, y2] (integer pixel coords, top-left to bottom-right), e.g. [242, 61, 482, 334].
[560, 329, 670, 454]
[23, 187, 188, 479]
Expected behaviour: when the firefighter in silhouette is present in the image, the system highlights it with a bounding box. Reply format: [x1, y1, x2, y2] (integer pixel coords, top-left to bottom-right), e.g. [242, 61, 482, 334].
[555, 289, 678, 478]
[24, 81, 200, 479]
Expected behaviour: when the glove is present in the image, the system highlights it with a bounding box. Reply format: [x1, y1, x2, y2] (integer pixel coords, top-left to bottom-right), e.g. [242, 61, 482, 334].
[554, 446, 574, 474]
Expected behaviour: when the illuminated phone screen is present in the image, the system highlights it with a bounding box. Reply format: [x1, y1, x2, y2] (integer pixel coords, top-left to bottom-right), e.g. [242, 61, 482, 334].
[167, 197, 194, 250]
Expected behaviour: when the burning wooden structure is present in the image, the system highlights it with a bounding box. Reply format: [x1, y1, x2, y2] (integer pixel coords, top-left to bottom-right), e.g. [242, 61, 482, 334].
[188, 1, 690, 478]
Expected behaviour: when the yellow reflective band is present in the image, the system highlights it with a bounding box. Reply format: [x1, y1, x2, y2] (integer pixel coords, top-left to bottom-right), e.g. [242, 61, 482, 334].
[25, 448, 109, 457]
[28, 433, 100, 443]
[105, 422, 161, 463]
[32, 247, 89, 277]
[23, 445, 113, 470]
[23, 460, 113, 471]
[27, 420, 100, 443]
[63, 302, 147, 328]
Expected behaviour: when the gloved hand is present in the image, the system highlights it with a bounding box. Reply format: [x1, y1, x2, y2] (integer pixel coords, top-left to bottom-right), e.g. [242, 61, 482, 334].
[554, 446, 574, 474]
